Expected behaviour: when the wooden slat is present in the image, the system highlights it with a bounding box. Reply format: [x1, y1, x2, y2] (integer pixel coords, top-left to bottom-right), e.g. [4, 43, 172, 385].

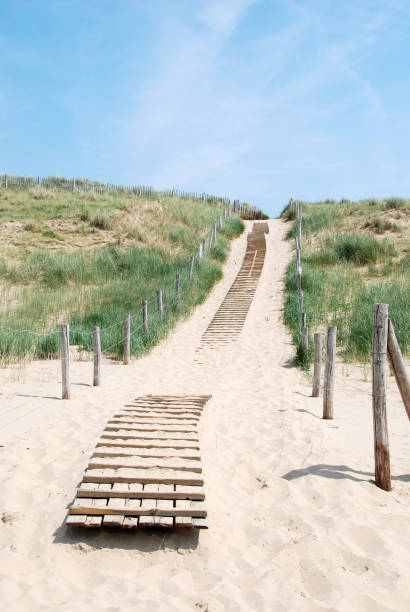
[92, 446, 201, 459]
[88, 457, 202, 472]
[108, 418, 198, 426]
[100, 433, 199, 444]
[104, 424, 197, 433]
[70, 502, 207, 517]
[117, 411, 200, 420]
[78, 483, 205, 500]
[83, 467, 204, 486]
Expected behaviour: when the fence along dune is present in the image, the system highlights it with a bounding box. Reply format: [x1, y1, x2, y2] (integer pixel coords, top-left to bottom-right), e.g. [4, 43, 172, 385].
[0, 174, 265, 365]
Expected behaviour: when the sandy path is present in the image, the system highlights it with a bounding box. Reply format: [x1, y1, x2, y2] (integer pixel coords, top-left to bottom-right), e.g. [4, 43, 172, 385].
[0, 220, 408, 611]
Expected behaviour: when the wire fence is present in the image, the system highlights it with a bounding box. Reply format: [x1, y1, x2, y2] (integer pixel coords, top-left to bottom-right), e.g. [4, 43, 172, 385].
[0, 173, 265, 219]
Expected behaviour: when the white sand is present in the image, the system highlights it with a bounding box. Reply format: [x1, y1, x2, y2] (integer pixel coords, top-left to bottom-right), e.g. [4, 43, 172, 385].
[0, 219, 409, 611]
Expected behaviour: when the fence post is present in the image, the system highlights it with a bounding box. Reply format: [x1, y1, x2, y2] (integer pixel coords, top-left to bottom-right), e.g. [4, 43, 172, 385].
[198, 243, 203, 261]
[224, 208, 227, 218]
[202, 239, 206, 255]
[387, 318, 410, 420]
[209, 229, 213, 248]
[142, 300, 148, 330]
[312, 333, 322, 397]
[298, 289, 304, 312]
[59, 324, 70, 399]
[123, 314, 130, 365]
[227, 203, 231, 216]
[323, 326, 337, 419]
[92, 326, 101, 386]
[301, 311, 306, 332]
[72, 178, 76, 191]
[5, 175, 8, 189]
[301, 325, 308, 353]
[156, 290, 163, 315]
[372, 304, 391, 491]
[189, 256, 194, 280]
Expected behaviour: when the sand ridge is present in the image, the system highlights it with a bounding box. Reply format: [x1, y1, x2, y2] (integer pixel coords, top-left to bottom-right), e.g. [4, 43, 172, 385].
[0, 219, 409, 611]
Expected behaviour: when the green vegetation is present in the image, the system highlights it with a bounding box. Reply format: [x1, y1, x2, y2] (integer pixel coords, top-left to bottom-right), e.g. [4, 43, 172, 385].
[0, 181, 245, 364]
[281, 198, 409, 366]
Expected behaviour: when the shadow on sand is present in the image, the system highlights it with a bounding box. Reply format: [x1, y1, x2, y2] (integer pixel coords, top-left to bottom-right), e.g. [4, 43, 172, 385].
[53, 513, 200, 553]
[282, 464, 410, 484]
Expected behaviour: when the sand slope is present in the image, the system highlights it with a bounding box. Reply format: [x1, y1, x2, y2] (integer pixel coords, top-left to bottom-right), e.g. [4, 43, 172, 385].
[0, 219, 409, 611]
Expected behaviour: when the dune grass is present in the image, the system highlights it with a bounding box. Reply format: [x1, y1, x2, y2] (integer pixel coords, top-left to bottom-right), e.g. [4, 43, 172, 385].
[281, 198, 409, 367]
[0, 182, 245, 364]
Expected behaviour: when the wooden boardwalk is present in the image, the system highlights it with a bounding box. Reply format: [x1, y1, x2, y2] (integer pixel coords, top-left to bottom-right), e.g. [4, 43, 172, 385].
[199, 222, 269, 348]
[66, 395, 211, 529]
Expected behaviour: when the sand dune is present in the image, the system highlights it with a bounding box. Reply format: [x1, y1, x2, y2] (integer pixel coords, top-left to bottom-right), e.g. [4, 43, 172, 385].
[0, 220, 408, 611]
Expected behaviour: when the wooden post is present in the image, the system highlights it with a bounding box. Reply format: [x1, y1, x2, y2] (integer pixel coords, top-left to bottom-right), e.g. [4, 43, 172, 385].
[297, 205, 302, 246]
[209, 230, 213, 248]
[198, 243, 203, 261]
[224, 208, 227, 218]
[72, 178, 76, 191]
[59, 324, 70, 399]
[227, 203, 231, 216]
[142, 300, 148, 330]
[323, 326, 337, 419]
[92, 326, 101, 386]
[234, 199, 239, 213]
[298, 289, 304, 312]
[372, 304, 391, 491]
[176, 274, 180, 296]
[387, 318, 410, 420]
[189, 256, 194, 280]
[301, 325, 308, 352]
[312, 333, 322, 397]
[156, 290, 163, 315]
[123, 314, 130, 365]
[5, 175, 8, 189]
[301, 311, 306, 332]
[37, 176, 40, 185]
[202, 239, 206, 254]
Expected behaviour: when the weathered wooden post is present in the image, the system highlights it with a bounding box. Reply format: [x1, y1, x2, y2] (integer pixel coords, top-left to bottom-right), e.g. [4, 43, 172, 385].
[37, 176, 40, 185]
[72, 178, 76, 191]
[209, 229, 213, 248]
[142, 300, 148, 330]
[202, 239, 206, 254]
[372, 304, 391, 491]
[218, 215, 222, 230]
[176, 274, 180, 296]
[92, 326, 101, 386]
[5, 175, 8, 189]
[234, 199, 239, 214]
[297, 204, 302, 247]
[189, 256, 194, 280]
[227, 202, 231, 217]
[213, 223, 217, 241]
[123, 314, 130, 364]
[312, 333, 322, 397]
[301, 311, 306, 332]
[59, 323, 70, 399]
[224, 208, 227, 218]
[298, 289, 304, 312]
[301, 324, 308, 353]
[156, 290, 163, 315]
[323, 326, 337, 419]
[387, 318, 410, 420]
[198, 243, 203, 261]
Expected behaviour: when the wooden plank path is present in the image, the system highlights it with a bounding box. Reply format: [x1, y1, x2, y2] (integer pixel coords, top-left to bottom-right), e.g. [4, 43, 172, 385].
[199, 222, 269, 348]
[66, 395, 211, 529]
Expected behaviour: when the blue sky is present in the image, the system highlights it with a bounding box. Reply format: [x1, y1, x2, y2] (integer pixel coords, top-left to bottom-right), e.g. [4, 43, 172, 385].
[1, 0, 410, 216]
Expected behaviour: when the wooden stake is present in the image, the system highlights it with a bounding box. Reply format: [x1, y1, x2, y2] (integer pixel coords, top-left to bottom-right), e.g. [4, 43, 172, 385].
[312, 333, 322, 397]
[189, 256, 194, 280]
[387, 318, 410, 420]
[372, 304, 391, 490]
[202, 239, 206, 254]
[301, 311, 306, 332]
[301, 325, 308, 352]
[198, 243, 203, 261]
[213, 222, 217, 240]
[142, 300, 148, 330]
[298, 289, 304, 312]
[59, 324, 70, 399]
[323, 326, 337, 419]
[156, 290, 163, 315]
[224, 208, 227, 218]
[123, 314, 130, 365]
[92, 326, 101, 386]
